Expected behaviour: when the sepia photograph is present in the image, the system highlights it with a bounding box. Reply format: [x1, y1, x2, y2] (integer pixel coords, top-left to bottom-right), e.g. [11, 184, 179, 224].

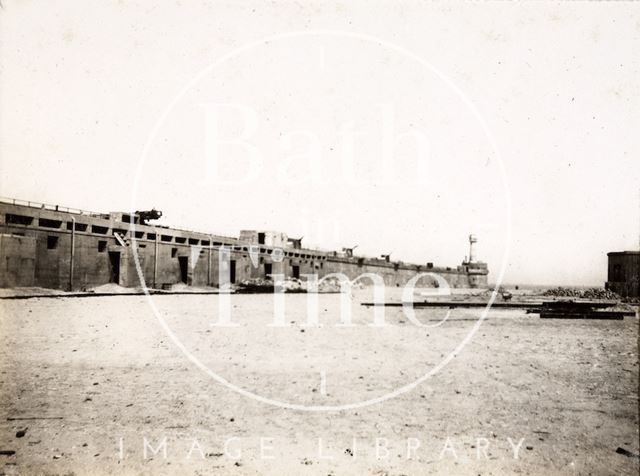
[0, 1, 638, 474]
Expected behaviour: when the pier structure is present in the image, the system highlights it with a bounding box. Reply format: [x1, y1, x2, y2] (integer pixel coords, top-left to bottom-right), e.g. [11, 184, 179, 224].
[0, 198, 489, 290]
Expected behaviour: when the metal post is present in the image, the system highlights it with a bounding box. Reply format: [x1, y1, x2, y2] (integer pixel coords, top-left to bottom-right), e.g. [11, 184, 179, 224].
[153, 231, 158, 289]
[69, 217, 75, 291]
[208, 235, 213, 286]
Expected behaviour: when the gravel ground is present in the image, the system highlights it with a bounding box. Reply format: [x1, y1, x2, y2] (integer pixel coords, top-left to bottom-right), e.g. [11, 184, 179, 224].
[0, 292, 638, 475]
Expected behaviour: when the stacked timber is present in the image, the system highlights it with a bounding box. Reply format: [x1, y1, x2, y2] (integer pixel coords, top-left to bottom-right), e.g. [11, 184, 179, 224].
[535, 300, 634, 320]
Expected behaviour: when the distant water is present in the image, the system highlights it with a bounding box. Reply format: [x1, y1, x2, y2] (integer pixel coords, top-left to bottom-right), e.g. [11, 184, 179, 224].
[494, 283, 603, 292]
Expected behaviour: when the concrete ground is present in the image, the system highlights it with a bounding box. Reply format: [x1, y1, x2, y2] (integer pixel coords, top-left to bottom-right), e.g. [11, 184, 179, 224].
[0, 291, 638, 475]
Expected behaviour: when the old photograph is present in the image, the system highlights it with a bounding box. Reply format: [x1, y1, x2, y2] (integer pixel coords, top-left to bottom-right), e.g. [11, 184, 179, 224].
[0, 1, 638, 474]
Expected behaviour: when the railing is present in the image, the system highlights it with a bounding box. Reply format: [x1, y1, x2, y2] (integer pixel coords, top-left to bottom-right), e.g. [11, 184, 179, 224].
[0, 196, 97, 216]
[0, 196, 391, 261]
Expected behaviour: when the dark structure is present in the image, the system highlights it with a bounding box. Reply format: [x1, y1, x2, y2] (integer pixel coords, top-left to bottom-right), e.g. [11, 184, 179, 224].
[605, 251, 639, 298]
[0, 198, 489, 291]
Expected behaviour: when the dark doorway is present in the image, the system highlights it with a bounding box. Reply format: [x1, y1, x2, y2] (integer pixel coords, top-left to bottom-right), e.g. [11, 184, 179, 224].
[264, 262, 273, 279]
[292, 265, 300, 279]
[108, 251, 120, 284]
[178, 256, 188, 284]
[612, 264, 622, 281]
[258, 232, 265, 245]
[229, 260, 236, 284]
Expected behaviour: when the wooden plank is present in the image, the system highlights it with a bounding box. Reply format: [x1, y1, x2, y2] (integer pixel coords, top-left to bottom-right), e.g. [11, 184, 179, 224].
[539, 311, 627, 320]
[361, 301, 541, 309]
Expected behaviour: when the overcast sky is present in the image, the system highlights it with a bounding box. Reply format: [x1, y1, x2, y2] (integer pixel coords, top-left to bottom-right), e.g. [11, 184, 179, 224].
[1, 1, 638, 286]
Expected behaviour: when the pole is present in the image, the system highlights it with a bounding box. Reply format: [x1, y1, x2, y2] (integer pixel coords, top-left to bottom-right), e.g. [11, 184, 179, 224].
[153, 231, 158, 289]
[208, 235, 213, 286]
[69, 217, 75, 291]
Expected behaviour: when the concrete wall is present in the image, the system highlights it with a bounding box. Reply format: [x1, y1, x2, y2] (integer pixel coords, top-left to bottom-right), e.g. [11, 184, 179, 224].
[0, 201, 488, 291]
[319, 258, 476, 288]
[0, 234, 36, 287]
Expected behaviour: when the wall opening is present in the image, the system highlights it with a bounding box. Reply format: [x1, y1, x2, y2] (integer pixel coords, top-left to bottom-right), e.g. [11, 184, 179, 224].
[47, 235, 59, 250]
[161, 235, 173, 242]
[66, 221, 88, 231]
[171, 247, 177, 258]
[264, 262, 273, 278]
[178, 256, 188, 284]
[258, 232, 265, 245]
[613, 264, 622, 281]
[6, 213, 33, 225]
[175, 237, 186, 244]
[92, 225, 109, 234]
[292, 264, 300, 279]
[108, 251, 120, 284]
[230, 260, 236, 284]
[39, 218, 62, 229]
[98, 240, 107, 252]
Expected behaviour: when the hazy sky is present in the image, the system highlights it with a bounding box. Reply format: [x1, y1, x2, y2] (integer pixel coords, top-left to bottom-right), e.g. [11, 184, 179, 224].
[1, 1, 638, 286]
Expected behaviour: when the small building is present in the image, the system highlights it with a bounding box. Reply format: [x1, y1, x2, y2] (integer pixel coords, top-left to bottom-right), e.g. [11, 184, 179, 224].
[239, 230, 288, 248]
[605, 251, 639, 298]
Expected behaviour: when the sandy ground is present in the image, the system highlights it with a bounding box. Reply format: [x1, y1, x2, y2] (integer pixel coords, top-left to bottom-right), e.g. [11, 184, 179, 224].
[0, 284, 219, 299]
[0, 291, 638, 475]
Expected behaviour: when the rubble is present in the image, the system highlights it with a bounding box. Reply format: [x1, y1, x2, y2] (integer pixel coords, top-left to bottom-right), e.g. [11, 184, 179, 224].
[235, 276, 351, 293]
[236, 278, 307, 293]
[542, 287, 620, 300]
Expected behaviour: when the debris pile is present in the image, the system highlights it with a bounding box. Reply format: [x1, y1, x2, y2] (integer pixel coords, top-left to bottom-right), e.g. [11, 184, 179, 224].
[235, 278, 308, 293]
[235, 277, 347, 293]
[236, 278, 278, 293]
[542, 287, 620, 300]
[316, 276, 346, 293]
